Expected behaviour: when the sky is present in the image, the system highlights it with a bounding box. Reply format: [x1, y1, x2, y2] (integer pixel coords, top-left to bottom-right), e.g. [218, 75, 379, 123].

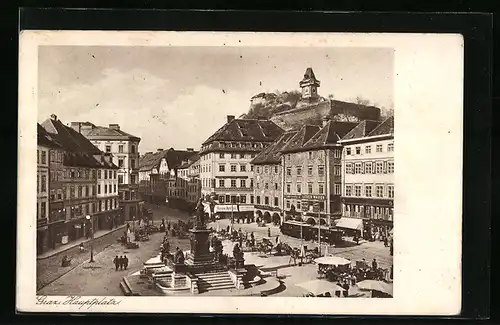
[38, 46, 394, 153]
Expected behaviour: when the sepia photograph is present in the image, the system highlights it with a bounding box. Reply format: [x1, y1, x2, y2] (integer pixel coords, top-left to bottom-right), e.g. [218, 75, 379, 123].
[18, 31, 463, 315]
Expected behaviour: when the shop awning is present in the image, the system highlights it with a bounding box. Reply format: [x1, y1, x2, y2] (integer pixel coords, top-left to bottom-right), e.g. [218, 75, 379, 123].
[335, 217, 363, 230]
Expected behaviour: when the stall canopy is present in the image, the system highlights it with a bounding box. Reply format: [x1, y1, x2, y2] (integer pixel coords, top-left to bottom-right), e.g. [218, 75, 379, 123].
[297, 280, 345, 296]
[335, 217, 363, 230]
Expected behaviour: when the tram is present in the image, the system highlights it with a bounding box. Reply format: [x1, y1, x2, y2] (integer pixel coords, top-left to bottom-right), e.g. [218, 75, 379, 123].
[280, 220, 343, 245]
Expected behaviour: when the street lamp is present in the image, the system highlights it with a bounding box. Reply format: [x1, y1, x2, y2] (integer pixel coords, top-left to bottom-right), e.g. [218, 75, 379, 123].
[85, 215, 94, 263]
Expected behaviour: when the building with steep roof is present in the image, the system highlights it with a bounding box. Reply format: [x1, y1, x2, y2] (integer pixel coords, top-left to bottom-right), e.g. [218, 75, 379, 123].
[280, 119, 358, 225]
[70, 121, 142, 224]
[199, 115, 284, 220]
[299, 67, 321, 100]
[251, 131, 297, 224]
[41, 115, 120, 250]
[337, 116, 394, 238]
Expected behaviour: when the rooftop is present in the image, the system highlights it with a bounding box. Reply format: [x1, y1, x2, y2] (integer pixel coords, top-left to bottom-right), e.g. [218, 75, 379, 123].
[341, 120, 381, 141]
[301, 121, 358, 150]
[250, 131, 297, 165]
[37, 123, 62, 149]
[139, 148, 199, 172]
[72, 122, 141, 141]
[202, 118, 284, 145]
[280, 125, 321, 153]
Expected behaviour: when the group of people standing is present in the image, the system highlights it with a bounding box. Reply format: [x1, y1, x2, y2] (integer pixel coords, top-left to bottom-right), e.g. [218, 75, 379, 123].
[113, 255, 129, 271]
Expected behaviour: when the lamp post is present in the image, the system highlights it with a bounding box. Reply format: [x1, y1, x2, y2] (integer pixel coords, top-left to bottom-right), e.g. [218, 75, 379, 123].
[85, 215, 94, 263]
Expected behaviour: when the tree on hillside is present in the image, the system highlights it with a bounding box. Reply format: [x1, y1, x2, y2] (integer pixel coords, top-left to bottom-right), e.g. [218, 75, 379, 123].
[353, 96, 372, 106]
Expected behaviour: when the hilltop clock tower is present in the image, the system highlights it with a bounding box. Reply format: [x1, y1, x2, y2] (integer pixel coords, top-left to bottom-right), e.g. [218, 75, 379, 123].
[299, 67, 321, 100]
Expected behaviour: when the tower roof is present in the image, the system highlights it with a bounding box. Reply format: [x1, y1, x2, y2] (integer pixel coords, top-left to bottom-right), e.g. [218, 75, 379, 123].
[300, 67, 320, 87]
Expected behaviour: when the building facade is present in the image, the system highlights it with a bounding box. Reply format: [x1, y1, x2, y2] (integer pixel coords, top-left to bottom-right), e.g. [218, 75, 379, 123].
[37, 124, 55, 254]
[251, 131, 297, 224]
[42, 115, 105, 249]
[94, 153, 121, 230]
[71, 122, 141, 222]
[281, 120, 358, 226]
[199, 115, 284, 221]
[338, 116, 395, 237]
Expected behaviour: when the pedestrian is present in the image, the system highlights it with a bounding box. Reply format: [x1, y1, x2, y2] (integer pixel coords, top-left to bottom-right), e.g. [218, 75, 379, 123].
[238, 237, 243, 248]
[120, 256, 126, 270]
[372, 258, 378, 270]
[268, 227, 271, 237]
[124, 255, 129, 270]
[384, 236, 388, 247]
[226, 225, 230, 233]
[276, 235, 279, 244]
[113, 255, 119, 271]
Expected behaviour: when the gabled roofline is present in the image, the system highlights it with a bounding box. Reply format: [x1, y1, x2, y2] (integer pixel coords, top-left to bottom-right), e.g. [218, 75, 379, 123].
[338, 133, 393, 144]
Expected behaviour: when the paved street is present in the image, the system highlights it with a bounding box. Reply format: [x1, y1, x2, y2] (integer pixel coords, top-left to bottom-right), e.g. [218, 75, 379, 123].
[37, 204, 192, 294]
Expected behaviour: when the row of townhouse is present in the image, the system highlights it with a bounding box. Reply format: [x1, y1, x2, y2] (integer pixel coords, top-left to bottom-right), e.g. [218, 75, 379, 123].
[138, 148, 201, 211]
[37, 115, 122, 254]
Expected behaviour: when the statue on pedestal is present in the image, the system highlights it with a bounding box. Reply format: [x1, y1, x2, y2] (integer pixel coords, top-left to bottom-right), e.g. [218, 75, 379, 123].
[195, 197, 206, 230]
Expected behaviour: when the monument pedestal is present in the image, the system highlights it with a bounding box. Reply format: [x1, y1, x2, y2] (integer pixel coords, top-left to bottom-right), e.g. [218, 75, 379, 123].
[185, 228, 215, 269]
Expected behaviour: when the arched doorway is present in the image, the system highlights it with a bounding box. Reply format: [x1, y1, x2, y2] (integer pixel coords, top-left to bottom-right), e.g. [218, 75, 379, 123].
[255, 210, 263, 222]
[263, 212, 272, 223]
[272, 213, 280, 225]
[319, 218, 327, 226]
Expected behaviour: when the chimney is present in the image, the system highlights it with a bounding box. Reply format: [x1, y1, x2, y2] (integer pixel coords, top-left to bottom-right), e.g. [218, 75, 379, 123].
[187, 148, 194, 152]
[227, 115, 235, 123]
[109, 124, 120, 130]
[157, 148, 164, 152]
[70, 122, 81, 133]
[50, 114, 58, 121]
[322, 117, 330, 127]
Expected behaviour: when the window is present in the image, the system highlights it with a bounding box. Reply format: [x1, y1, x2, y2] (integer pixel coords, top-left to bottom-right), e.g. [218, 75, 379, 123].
[250, 195, 254, 204]
[37, 150, 39, 164]
[388, 185, 394, 198]
[264, 183, 269, 189]
[346, 163, 353, 174]
[296, 166, 302, 176]
[70, 186, 75, 198]
[308, 152, 313, 159]
[131, 145, 136, 154]
[287, 154, 290, 161]
[104, 185, 108, 194]
[230, 165, 237, 172]
[219, 196, 225, 204]
[114, 171, 117, 179]
[388, 161, 394, 173]
[365, 185, 372, 197]
[274, 197, 278, 206]
[219, 179, 225, 188]
[131, 159, 136, 169]
[240, 154, 245, 159]
[297, 201, 301, 210]
[376, 162, 384, 174]
[376, 185, 384, 197]
[240, 165, 246, 172]
[114, 184, 117, 193]
[78, 186, 82, 197]
[346, 147, 351, 155]
[365, 162, 373, 174]
[355, 185, 361, 197]
[286, 183, 291, 193]
[118, 175, 123, 184]
[376, 144, 383, 152]
[231, 180, 237, 188]
[250, 165, 254, 172]
[274, 183, 278, 190]
[219, 153, 225, 158]
[388, 143, 394, 152]
[130, 175, 136, 184]
[240, 196, 246, 204]
[318, 165, 325, 177]
[240, 180, 246, 188]
[106, 145, 111, 153]
[104, 170, 108, 179]
[265, 197, 269, 205]
[41, 151, 47, 164]
[250, 179, 254, 188]
[286, 167, 291, 176]
[308, 166, 313, 176]
[219, 164, 225, 172]
[286, 200, 290, 209]
[231, 153, 237, 159]
[256, 196, 261, 204]
[365, 146, 372, 154]
[118, 158, 124, 168]
[256, 166, 260, 174]
[318, 183, 324, 194]
[308, 183, 313, 194]
[354, 163, 362, 174]
[355, 147, 361, 155]
[41, 202, 46, 218]
[345, 185, 352, 196]
[334, 149, 341, 158]
[118, 145, 124, 153]
[108, 184, 112, 193]
[85, 186, 89, 197]
[256, 183, 260, 189]
[334, 183, 341, 195]
[334, 166, 340, 176]
[92, 170, 96, 179]
[297, 183, 302, 193]
[41, 175, 46, 192]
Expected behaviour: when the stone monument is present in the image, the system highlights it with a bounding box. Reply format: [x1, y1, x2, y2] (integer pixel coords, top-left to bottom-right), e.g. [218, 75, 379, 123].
[185, 198, 214, 268]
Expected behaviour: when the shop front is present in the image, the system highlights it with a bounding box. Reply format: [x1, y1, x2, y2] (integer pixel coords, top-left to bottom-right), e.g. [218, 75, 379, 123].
[341, 197, 393, 240]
